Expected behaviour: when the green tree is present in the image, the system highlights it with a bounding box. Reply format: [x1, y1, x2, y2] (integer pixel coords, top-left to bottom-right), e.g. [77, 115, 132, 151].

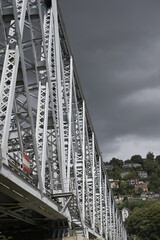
[124, 159, 132, 164]
[146, 152, 154, 161]
[130, 155, 143, 164]
[155, 155, 160, 162]
[109, 158, 123, 168]
[123, 170, 138, 180]
[126, 201, 160, 240]
[118, 199, 152, 211]
[143, 159, 154, 176]
[107, 166, 121, 180]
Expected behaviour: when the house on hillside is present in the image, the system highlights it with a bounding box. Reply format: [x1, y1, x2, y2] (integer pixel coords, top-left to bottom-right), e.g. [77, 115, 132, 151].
[155, 193, 160, 199]
[120, 172, 129, 178]
[122, 163, 132, 168]
[130, 179, 139, 185]
[140, 193, 146, 200]
[121, 207, 130, 222]
[138, 170, 148, 179]
[146, 192, 158, 199]
[109, 179, 119, 189]
[141, 192, 160, 200]
[105, 165, 114, 171]
[132, 163, 142, 168]
[135, 183, 148, 193]
[122, 163, 141, 169]
[114, 195, 125, 204]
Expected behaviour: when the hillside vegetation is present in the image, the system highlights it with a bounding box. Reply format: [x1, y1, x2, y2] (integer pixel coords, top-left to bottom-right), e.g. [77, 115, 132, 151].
[105, 152, 160, 239]
[105, 152, 160, 195]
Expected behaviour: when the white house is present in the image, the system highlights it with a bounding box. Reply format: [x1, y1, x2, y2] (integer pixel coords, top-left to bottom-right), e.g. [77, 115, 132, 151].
[121, 207, 130, 222]
[109, 179, 119, 189]
[138, 170, 148, 179]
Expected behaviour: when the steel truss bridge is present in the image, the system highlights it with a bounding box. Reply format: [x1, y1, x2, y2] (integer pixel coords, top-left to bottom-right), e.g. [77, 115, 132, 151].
[0, 1, 127, 239]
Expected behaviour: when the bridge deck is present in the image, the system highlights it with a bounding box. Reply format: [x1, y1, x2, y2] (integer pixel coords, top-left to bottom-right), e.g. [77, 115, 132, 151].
[0, 162, 69, 238]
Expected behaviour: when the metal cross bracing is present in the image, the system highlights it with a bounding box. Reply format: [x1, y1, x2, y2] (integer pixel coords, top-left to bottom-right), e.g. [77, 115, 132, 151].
[0, 0, 127, 239]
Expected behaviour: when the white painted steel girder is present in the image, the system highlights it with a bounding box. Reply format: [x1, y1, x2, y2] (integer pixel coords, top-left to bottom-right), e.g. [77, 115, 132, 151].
[0, 0, 127, 239]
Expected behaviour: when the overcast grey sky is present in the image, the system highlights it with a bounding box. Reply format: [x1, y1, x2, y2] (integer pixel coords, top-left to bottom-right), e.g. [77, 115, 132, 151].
[59, 0, 160, 161]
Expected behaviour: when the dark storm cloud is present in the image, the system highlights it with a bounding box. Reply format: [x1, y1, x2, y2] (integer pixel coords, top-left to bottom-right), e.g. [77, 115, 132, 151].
[59, 0, 160, 160]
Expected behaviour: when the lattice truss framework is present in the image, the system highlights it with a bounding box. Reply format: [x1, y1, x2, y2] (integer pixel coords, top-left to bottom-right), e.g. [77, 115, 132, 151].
[0, 0, 127, 239]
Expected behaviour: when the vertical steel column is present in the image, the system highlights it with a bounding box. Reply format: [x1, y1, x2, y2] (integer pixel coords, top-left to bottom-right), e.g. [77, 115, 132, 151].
[115, 209, 118, 240]
[41, 85, 49, 190]
[0, 46, 19, 164]
[120, 221, 122, 240]
[92, 133, 95, 231]
[52, 0, 66, 187]
[82, 100, 86, 220]
[109, 188, 113, 240]
[118, 218, 121, 240]
[115, 208, 119, 239]
[36, 82, 49, 192]
[66, 57, 73, 190]
[105, 175, 109, 239]
[99, 156, 103, 236]
[38, 5, 61, 192]
[112, 201, 116, 240]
